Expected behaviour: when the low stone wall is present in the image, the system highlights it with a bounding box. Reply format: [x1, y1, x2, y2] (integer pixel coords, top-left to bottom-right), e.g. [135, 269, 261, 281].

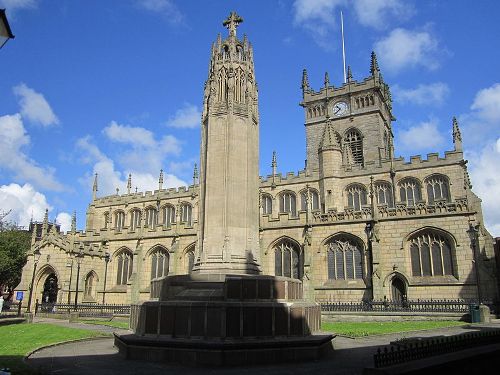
[322, 311, 467, 322]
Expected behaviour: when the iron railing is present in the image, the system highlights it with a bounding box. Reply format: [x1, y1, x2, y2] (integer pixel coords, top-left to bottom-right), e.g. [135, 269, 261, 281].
[35, 302, 130, 317]
[374, 329, 500, 368]
[0, 301, 23, 317]
[318, 299, 490, 314]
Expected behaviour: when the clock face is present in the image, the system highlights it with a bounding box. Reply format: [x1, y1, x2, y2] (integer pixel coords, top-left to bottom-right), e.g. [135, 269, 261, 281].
[333, 101, 348, 117]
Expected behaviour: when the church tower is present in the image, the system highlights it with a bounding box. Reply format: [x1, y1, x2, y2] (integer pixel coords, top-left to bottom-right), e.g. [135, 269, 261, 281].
[302, 52, 395, 172]
[194, 12, 260, 274]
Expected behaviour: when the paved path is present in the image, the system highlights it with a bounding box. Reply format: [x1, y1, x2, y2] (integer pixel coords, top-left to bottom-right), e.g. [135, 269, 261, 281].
[26, 318, 500, 375]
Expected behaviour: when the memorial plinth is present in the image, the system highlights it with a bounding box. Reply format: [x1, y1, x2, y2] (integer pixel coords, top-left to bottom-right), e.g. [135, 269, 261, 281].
[115, 274, 334, 365]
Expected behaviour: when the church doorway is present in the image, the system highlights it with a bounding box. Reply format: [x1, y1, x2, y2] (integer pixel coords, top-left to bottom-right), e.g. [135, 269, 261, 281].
[391, 276, 406, 302]
[41, 273, 58, 304]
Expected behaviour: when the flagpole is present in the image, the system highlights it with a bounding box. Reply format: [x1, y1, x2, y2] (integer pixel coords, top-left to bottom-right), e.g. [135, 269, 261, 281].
[341, 11, 347, 84]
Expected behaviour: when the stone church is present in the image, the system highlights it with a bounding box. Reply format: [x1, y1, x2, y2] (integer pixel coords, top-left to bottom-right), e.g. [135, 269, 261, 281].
[17, 13, 498, 308]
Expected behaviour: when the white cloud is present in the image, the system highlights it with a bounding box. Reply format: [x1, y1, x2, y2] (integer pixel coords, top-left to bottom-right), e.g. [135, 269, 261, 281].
[76, 136, 187, 197]
[292, 0, 412, 49]
[470, 83, 500, 122]
[374, 28, 440, 73]
[136, 0, 183, 24]
[0, 114, 64, 191]
[103, 121, 156, 147]
[166, 103, 201, 129]
[353, 0, 413, 29]
[0, 183, 50, 228]
[467, 140, 500, 236]
[13, 83, 59, 127]
[392, 82, 450, 106]
[0, 0, 36, 13]
[397, 119, 445, 151]
[56, 212, 72, 233]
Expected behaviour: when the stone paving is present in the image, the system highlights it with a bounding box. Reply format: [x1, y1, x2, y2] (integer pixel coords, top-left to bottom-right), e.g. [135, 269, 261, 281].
[26, 318, 500, 375]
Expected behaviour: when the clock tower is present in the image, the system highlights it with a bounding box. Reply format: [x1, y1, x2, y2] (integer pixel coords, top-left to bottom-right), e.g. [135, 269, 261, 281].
[301, 52, 394, 172]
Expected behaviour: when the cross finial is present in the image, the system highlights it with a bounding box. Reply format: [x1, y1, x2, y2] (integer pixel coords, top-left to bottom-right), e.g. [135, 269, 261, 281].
[223, 11, 243, 37]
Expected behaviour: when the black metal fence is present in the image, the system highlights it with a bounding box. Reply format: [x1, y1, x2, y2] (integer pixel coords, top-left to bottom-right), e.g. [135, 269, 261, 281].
[374, 329, 500, 368]
[318, 299, 499, 314]
[0, 301, 23, 317]
[35, 301, 130, 317]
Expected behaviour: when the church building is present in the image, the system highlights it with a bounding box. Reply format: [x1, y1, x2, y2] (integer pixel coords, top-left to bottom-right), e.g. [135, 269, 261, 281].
[17, 13, 498, 308]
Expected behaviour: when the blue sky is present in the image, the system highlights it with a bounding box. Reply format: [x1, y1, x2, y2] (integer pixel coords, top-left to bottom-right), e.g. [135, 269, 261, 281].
[1, 0, 499, 236]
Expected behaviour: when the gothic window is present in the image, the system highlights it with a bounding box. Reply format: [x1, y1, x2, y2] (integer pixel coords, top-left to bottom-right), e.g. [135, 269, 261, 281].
[346, 184, 367, 211]
[84, 272, 97, 300]
[399, 178, 422, 206]
[262, 194, 272, 215]
[344, 129, 364, 166]
[326, 236, 363, 280]
[375, 181, 394, 207]
[130, 209, 141, 231]
[217, 67, 228, 102]
[150, 247, 169, 280]
[103, 212, 109, 229]
[185, 246, 195, 274]
[145, 207, 158, 229]
[300, 190, 320, 211]
[222, 45, 230, 60]
[274, 239, 302, 279]
[116, 249, 133, 285]
[114, 211, 125, 231]
[181, 203, 193, 226]
[279, 191, 297, 217]
[162, 205, 176, 227]
[425, 175, 450, 204]
[409, 230, 454, 277]
[234, 67, 245, 103]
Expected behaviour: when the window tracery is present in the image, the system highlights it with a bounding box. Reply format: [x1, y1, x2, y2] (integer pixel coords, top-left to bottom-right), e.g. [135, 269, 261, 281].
[274, 239, 302, 279]
[326, 236, 363, 280]
[409, 231, 454, 277]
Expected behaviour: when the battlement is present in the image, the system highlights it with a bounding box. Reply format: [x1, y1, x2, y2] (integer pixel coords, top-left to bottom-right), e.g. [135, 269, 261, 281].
[302, 76, 380, 104]
[260, 169, 314, 186]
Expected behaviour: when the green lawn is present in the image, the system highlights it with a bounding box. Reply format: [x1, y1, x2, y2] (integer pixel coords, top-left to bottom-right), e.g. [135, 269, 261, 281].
[78, 318, 129, 329]
[0, 323, 108, 374]
[322, 320, 467, 337]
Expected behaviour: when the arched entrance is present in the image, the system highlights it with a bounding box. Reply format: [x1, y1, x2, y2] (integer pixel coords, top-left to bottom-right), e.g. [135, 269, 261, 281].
[42, 273, 58, 303]
[391, 276, 406, 302]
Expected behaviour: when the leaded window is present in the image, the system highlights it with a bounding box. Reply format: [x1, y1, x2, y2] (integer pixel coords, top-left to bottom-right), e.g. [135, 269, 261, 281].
[262, 195, 272, 215]
[114, 211, 125, 231]
[274, 240, 302, 279]
[162, 205, 176, 227]
[425, 175, 450, 204]
[150, 247, 169, 280]
[279, 192, 297, 217]
[181, 203, 192, 226]
[300, 190, 320, 211]
[116, 250, 133, 285]
[145, 207, 158, 229]
[399, 178, 422, 206]
[130, 209, 141, 231]
[375, 182, 394, 207]
[346, 184, 367, 211]
[409, 231, 454, 277]
[326, 236, 363, 280]
[344, 129, 364, 166]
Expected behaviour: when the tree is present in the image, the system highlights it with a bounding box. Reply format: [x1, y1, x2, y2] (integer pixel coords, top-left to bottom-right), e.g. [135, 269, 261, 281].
[0, 213, 30, 293]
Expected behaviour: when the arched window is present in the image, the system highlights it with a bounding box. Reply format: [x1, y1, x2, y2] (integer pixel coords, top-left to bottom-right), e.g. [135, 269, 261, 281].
[103, 212, 109, 229]
[300, 190, 320, 211]
[114, 211, 125, 231]
[84, 272, 97, 300]
[375, 181, 394, 207]
[274, 239, 302, 279]
[185, 246, 195, 274]
[425, 175, 450, 204]
[150, 247, 169, 280]
[399, 178, 422, 206]
[346, 184, 367, 211]
[409, 230, 454, 277]
[262, 194, 272, 215]
[145, 207, 158, 229]
[130, 209, 141, 231]
[116, 249, 133, 285]
[326, 235, 363, 280]
[344, 129, 364, 166]
[162, 205, 176, 227]
[181, 203, 193, 226]
[279, 191, 297, 217]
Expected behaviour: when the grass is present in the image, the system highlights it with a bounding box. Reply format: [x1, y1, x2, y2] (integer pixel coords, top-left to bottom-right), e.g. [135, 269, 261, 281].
[321, 320, 467, 337]
[77, 318, 129, 329]
[0, 323, 108, 374]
